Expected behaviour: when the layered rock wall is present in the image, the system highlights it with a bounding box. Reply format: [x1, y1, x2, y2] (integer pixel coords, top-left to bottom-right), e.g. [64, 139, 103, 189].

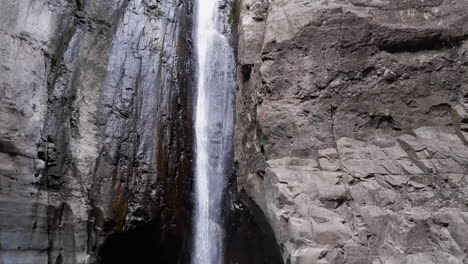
[235, 0, 468, 263]
[0, 0, 194, 263]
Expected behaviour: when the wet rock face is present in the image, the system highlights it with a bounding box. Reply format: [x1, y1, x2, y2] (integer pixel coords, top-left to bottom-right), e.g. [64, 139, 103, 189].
[235, 0, 468, 263]
[0, 0, 194, 263]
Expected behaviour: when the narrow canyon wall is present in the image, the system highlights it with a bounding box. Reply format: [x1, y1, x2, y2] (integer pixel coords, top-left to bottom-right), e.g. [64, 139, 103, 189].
[235, 0, 468, 263]
[0, 0, 194, 263]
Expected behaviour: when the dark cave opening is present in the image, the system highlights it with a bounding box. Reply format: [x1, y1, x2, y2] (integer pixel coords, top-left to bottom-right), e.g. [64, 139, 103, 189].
[98, 221, 183, 264]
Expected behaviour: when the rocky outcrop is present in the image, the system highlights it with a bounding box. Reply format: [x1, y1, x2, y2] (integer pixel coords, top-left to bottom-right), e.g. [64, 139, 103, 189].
[0, 0, 194, 263]
[235, 0, 468, 263]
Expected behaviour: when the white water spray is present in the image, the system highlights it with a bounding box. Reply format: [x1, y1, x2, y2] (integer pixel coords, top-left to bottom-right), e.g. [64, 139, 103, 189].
[193, 0, 236, 263]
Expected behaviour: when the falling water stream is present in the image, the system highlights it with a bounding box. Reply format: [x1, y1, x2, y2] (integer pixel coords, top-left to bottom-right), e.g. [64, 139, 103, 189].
[193, 0, 236, 263]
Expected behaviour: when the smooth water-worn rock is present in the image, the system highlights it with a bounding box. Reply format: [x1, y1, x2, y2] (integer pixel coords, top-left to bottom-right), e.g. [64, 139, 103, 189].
[235, 0, 468, 263]
[0, 0, 194, 263]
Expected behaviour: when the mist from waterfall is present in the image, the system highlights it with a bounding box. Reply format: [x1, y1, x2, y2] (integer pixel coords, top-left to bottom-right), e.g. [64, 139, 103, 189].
[192, 0, 236, 263]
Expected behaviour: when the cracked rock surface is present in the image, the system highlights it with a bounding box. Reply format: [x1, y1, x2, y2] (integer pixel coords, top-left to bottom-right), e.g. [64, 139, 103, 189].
[235, 0, 468, 263]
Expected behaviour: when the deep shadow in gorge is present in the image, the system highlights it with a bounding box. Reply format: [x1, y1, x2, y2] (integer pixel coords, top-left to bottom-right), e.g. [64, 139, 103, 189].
[98, 220, 182, 264]
[97, 191, 285, 264]
[224, 191, 284, 264]
[97, 195, 285, 264]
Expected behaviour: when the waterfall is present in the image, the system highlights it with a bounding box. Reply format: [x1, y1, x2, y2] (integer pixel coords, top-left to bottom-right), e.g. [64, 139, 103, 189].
[193, 0, 236, 263]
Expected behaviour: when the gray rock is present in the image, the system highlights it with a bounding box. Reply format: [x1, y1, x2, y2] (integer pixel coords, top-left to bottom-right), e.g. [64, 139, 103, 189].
[0, 0, 285, 263]
[235, 0, 468, 263]
[0, 0, 194, 263]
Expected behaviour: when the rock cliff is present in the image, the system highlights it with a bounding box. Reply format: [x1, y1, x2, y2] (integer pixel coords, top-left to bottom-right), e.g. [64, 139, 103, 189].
[235, 0, 468, 263]
[3, 0, 468, 263]
[0, 0, 283, 263]
[0, 0, 194, 263]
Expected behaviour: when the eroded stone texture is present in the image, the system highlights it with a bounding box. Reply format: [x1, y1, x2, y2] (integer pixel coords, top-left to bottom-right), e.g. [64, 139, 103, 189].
[235, 0, 468, 263]
[0, 0, 194, 263]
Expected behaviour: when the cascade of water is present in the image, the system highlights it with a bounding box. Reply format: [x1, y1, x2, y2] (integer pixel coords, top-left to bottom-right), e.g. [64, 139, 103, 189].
[192, 0, 236, 263]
